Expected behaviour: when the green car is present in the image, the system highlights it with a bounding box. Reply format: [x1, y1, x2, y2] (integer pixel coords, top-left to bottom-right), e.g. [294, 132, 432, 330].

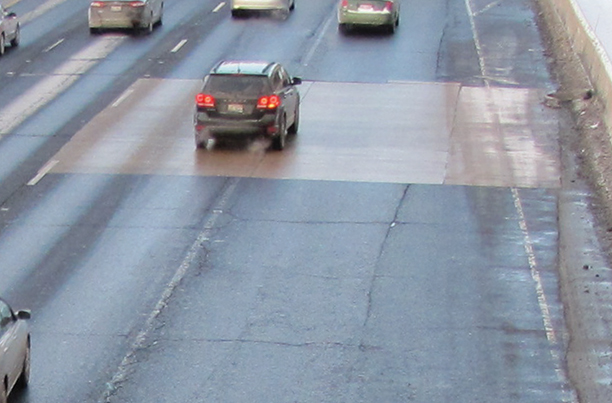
[338, 0, 400, 33]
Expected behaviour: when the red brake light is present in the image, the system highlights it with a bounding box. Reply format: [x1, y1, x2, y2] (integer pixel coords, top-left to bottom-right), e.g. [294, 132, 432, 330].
[257, 95, 281, 109]
[340, 0, 348, 7]
[129, 1, 145, 6]
[90, 1, 104, 7]
[384, 1, 393, 11]
[196, 94, 215, 108]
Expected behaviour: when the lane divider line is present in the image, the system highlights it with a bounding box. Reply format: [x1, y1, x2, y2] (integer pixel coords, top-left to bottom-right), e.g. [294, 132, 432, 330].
[43, 38, 65, 53]
[99, 177, 240, 403]
[302, 9, 335, 67]
[213, 2, 226, 13]
[27, 159, 58, 186]
[170, 39, 188, 53]
[111, 89, 134, 108]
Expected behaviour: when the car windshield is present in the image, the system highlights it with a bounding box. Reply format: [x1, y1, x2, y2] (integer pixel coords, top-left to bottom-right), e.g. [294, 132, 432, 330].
[205, 75, 269, 96]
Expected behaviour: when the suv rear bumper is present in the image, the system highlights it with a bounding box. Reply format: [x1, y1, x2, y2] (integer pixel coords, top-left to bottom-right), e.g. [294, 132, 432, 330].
[194, 114, 278, 141]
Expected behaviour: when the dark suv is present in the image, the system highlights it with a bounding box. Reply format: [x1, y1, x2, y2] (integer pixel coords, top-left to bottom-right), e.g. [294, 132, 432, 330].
[194, 61, 302, 151]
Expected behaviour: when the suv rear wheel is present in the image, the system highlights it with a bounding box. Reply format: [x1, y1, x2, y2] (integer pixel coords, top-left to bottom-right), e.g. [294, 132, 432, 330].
[288, 107, 299, 135]
[271, 116, 287, 151]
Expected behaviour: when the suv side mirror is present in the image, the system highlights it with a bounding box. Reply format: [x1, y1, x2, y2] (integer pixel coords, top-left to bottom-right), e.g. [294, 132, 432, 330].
[16, 310, 31, 320]
[291, 77, 302, 86]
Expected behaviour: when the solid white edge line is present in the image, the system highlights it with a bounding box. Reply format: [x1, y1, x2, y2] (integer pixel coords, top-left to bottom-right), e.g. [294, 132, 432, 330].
[170, 39, 188, 53]
[27, 160, 58, 186]
[464, 0, 488, 86]
[511, 188, 579, 403]
[213, 2, 226, 13]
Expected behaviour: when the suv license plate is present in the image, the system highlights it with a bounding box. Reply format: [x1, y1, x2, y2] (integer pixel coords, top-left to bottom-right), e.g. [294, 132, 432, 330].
[110, 5, 122, 11]
[227, 104, 244, 113]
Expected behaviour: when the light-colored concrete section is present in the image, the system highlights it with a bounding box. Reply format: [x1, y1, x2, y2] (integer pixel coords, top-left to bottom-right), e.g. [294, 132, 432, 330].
[254, 81, 458, 183]
[446, 86, 560, 188]
[0, 36, 125, 136]
[51, 79, 560, 188]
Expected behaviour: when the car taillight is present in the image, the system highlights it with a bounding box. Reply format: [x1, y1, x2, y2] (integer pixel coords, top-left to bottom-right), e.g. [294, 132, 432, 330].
[384, 1, 393, 11]
[257, 95, 281, 109]
[340, 0, 348, 8]
[129, 1, 145, 6]
[196, 93, 215, 108]
[90, 1, 104, 7]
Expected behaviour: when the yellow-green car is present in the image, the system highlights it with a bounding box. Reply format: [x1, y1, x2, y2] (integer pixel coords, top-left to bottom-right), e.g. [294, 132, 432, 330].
[338, 0, 400, 33]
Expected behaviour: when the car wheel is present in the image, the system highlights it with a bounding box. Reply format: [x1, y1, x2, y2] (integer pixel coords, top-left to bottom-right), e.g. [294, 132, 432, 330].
[10, 25, 20, 47]
[290, 0, 295, 11]
[231, 9, 242, 18]
[147, 17, 154, 34]
[89, 27, 100, 35]
[195, 139, 207, 149]
[16, 340, 31, 389]
[271, 116, 287, 151]
[288, 106, 299, 135]
[0, 35, 5, 56]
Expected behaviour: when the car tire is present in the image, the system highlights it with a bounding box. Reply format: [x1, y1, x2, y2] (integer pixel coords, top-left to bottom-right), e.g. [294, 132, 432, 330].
[288, 107, 299, 135]
[231, 9, 242, 18]
[271, 116, 287, 151]
[16, 340, 31, 389]
[10, 25, 20, 47]
[290, 0, 295, 11]
[146, 17, 154, 34]
[89, 27, 100, 35]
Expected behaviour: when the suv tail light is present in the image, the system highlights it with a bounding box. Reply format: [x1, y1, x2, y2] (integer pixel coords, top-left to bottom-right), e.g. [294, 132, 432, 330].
[384, 1, 393, 11]
[257, 95, 281, 110]
[196, 93, 215, 108]
[90, 1, 104, 6]
[129, 1, 145, 6]
[340, 0, 348, 8]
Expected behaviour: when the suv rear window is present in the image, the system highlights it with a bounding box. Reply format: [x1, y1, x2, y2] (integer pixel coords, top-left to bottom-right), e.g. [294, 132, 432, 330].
[205, 75, 270, 96]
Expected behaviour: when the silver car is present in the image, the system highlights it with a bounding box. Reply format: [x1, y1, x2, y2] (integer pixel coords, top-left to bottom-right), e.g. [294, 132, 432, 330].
[230, 0, 295, 17]
[88, 0, 163, 34]
[338, 0, 400, 33]
[0, 5, 20, 56]
[0, 298, 30, 403]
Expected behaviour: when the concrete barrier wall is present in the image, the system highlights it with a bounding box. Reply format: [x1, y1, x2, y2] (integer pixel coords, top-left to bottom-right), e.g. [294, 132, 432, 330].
[539, 0, 612, 130]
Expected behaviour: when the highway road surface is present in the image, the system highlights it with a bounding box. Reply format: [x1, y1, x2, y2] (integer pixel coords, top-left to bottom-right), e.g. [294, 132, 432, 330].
[0, 0, 579, 401]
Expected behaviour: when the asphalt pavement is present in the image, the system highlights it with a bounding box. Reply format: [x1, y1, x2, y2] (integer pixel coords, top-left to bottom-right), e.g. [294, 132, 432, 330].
[0, 0, 607, 401]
